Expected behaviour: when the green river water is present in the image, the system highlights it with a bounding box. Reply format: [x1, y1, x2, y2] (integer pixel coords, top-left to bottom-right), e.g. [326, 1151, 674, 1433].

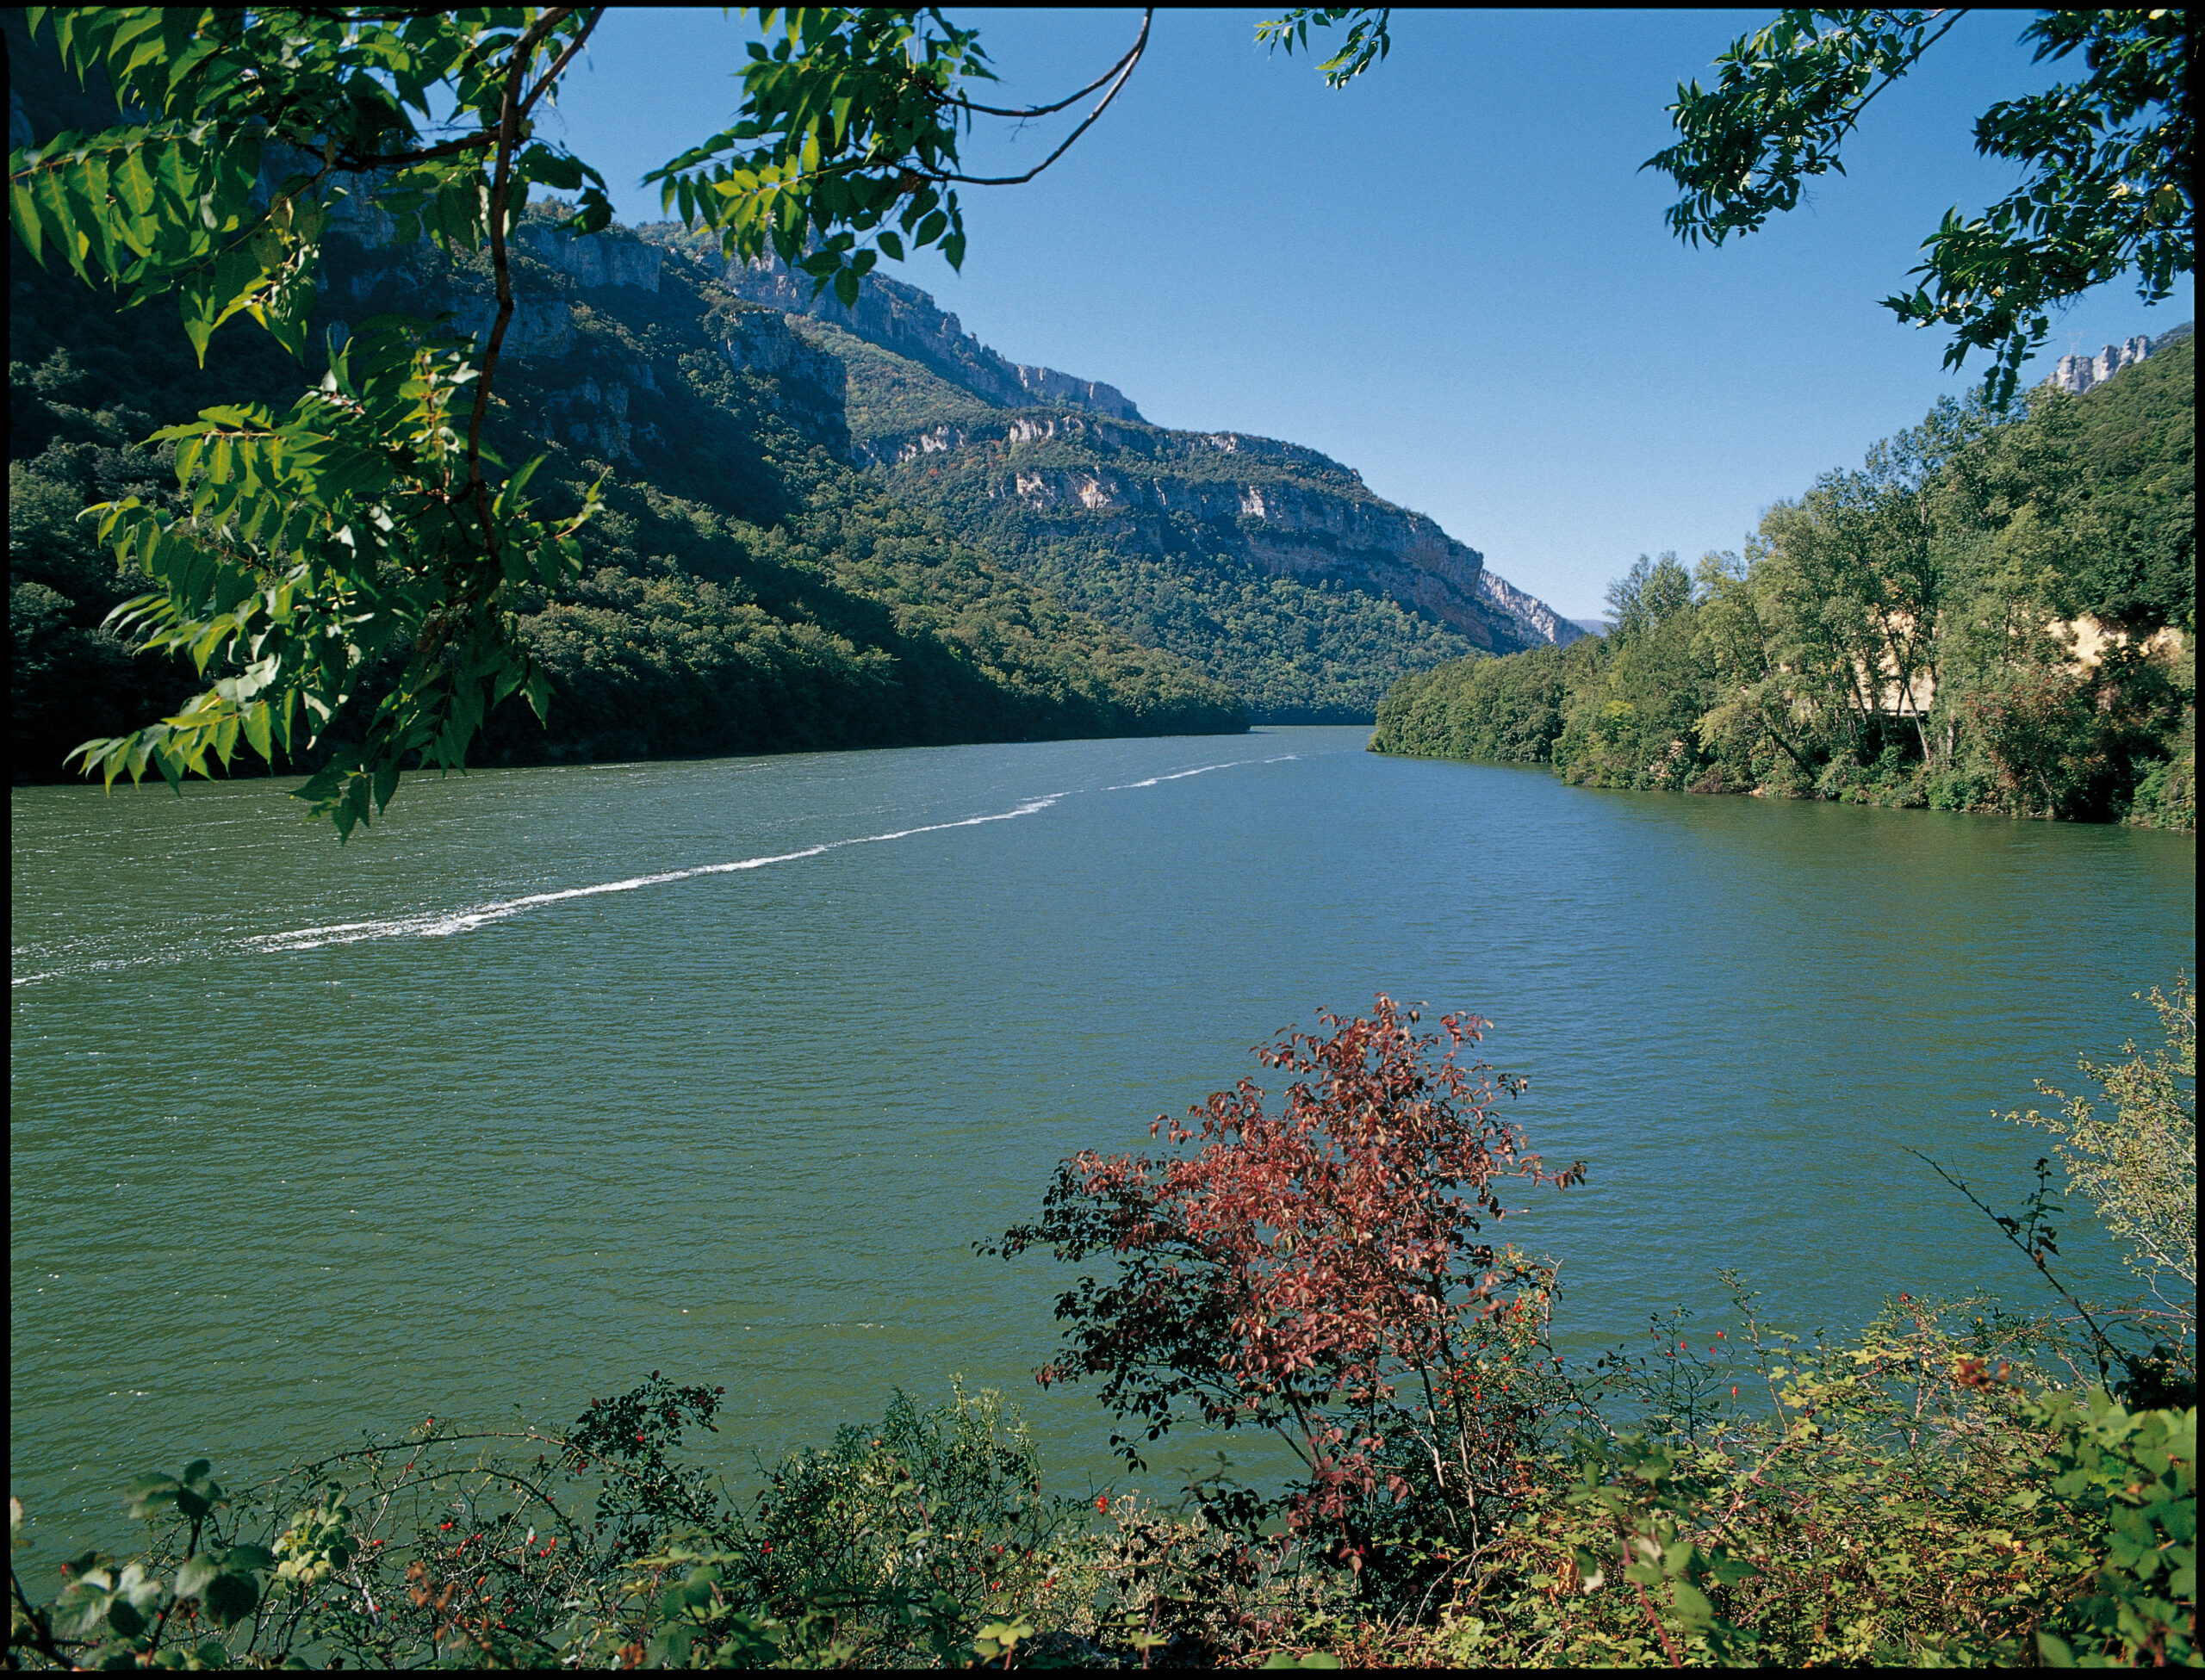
[9, 726, 2196, 1556]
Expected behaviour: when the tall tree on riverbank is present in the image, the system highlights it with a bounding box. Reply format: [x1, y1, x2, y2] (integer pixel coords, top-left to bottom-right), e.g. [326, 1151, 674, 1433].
[1370, 333, 2194, 823]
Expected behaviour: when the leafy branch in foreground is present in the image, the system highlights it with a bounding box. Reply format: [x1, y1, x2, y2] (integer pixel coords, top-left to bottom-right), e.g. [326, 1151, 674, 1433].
[2007, 971, 2196, 1330]
[1256, 8, 1394, 90]
[1646, 9, 2192, 404]
[12, 5, 615, 834]
[9, 6, 1156, 836]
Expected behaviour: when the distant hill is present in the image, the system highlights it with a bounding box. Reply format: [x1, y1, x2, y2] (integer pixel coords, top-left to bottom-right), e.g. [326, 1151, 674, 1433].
[652, 231, 1584, 722]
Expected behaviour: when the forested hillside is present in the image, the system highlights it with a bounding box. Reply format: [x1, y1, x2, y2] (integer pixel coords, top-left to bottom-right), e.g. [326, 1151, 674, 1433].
[651, 223, 1583, 722]
[6, 17, 1245, 784]
[1372, 332, 2196, 828]
[8, 9, 1590, 780]
[820, 319, 1499, 722]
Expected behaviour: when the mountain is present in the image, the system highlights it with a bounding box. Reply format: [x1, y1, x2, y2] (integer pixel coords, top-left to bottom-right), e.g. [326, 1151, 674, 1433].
[9, 17, 1576, 777]
[672, 235, 1581, 721]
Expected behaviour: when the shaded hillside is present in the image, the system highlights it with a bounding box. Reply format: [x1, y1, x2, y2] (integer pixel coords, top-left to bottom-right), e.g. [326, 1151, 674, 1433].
[7, 14, 1245, 784]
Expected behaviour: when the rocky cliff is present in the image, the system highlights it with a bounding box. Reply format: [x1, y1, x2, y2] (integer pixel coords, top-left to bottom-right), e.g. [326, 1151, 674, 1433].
[2049, 322, 2193, 395]
[662, 245, 1583, 679]
[1478, 571, 1588, 648]
[746, 303, 1578, 700]
[693, 242, 1142, 422]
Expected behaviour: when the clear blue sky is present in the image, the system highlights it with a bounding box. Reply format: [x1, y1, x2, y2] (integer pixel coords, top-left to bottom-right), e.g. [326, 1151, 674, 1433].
[532, 9, 2192, 621]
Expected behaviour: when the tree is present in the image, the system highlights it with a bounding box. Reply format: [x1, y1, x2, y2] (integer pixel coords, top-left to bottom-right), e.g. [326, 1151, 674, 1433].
[987, 996, 1584, 1584]
[1604, 551, 1695, 644]
[2006, 973, 2196, 1332]
[1646, 9, 2192, 405]
[8, 5, 1155, 835]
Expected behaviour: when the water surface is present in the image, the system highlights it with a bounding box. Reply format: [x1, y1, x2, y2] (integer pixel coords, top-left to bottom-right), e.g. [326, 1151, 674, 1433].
[12, 727, 2195, 1553]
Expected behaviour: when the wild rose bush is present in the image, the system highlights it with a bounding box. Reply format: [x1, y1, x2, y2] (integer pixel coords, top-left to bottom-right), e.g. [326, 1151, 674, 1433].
[989, 995, 1587, 1595]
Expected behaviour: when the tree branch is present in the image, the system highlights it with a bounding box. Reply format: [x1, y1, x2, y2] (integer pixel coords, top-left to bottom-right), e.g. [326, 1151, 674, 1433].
[921, 9, 1152, 187]
[1904, 1147, 2121, 1381]
[1836, 9, 1970, 143]
[464, 5, 575, 561]
[937, 12, 1151, 120]
[520, 7, 605, 121]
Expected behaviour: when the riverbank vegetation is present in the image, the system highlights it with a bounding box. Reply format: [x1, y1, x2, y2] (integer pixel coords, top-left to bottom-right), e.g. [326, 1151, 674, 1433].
[1371, 333, 2195, 828]
[12, 983, 2194, 1669]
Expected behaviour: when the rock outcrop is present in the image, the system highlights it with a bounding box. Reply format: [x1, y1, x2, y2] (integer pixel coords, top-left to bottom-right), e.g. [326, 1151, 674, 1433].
[716, 257, 1583, 658]
[712, 305, 849, 454]
[2053, 336, 2155, 395]
[515, 221, 664, 293]
[715, 254, 1142, 422]
[1478, 571, 1587, 648]
[989, 446, 1499, 642]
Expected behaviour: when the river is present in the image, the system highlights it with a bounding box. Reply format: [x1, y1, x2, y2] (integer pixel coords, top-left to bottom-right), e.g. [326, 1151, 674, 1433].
[9, 726, 2196, 1554]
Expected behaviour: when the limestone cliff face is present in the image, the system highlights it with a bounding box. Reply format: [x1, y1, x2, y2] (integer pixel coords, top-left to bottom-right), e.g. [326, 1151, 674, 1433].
[2054, 336, 2155, 395]
[308, 206, 705, 465]
[1477, 571, 1587, 648]
[515, 222, 664, 293]
[827, 388, 1531, 650]
[717, 256, 1141, 422]
[711, 305, 849, 456]
[2047, 323, 2191, 394]
[749, 282, 1579, 654]
[991, 444, 1498, 645]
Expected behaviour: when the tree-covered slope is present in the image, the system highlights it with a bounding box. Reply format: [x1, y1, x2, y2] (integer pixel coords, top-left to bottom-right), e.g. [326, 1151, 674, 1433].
[645, 225, 1583, 723]
[9, 246, 1245, 779]
[804, 320, 1504, 723]
[6, 14, 1245, 784]
[1372, 337, 2195, 828]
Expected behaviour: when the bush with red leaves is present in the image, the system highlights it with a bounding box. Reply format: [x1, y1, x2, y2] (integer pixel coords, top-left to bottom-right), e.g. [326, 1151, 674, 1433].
[990, 995, 1586, 1590]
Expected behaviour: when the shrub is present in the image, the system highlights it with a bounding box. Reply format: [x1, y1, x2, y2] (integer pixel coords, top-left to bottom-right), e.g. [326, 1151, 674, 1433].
[2007, 974, 2196, 1329]
[990, 995, 1585, 1608]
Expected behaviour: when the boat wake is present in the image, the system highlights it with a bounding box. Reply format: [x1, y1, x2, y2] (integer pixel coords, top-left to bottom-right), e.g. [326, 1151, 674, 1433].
[13, 751, 1307, 983]
[244, 792, 1071, 952]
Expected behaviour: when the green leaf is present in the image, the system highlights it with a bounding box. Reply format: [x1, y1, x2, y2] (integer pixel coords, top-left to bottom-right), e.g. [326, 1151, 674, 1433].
[241, 701, 273, 765]
[1669, 1578, 1715, 1627]
[174, 1554, 221, 1600]
[519, 142, 583, 191]
[11, 175, 47, 266]
[202, 1569, 258, 1629]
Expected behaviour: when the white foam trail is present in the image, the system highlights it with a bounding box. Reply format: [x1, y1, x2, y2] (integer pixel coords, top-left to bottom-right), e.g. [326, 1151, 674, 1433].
[241, 792, 1071, 952]
[1107, 758, 1253, 790]
[16, 746, 1314, 982]
[10, 951, 196, 989]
